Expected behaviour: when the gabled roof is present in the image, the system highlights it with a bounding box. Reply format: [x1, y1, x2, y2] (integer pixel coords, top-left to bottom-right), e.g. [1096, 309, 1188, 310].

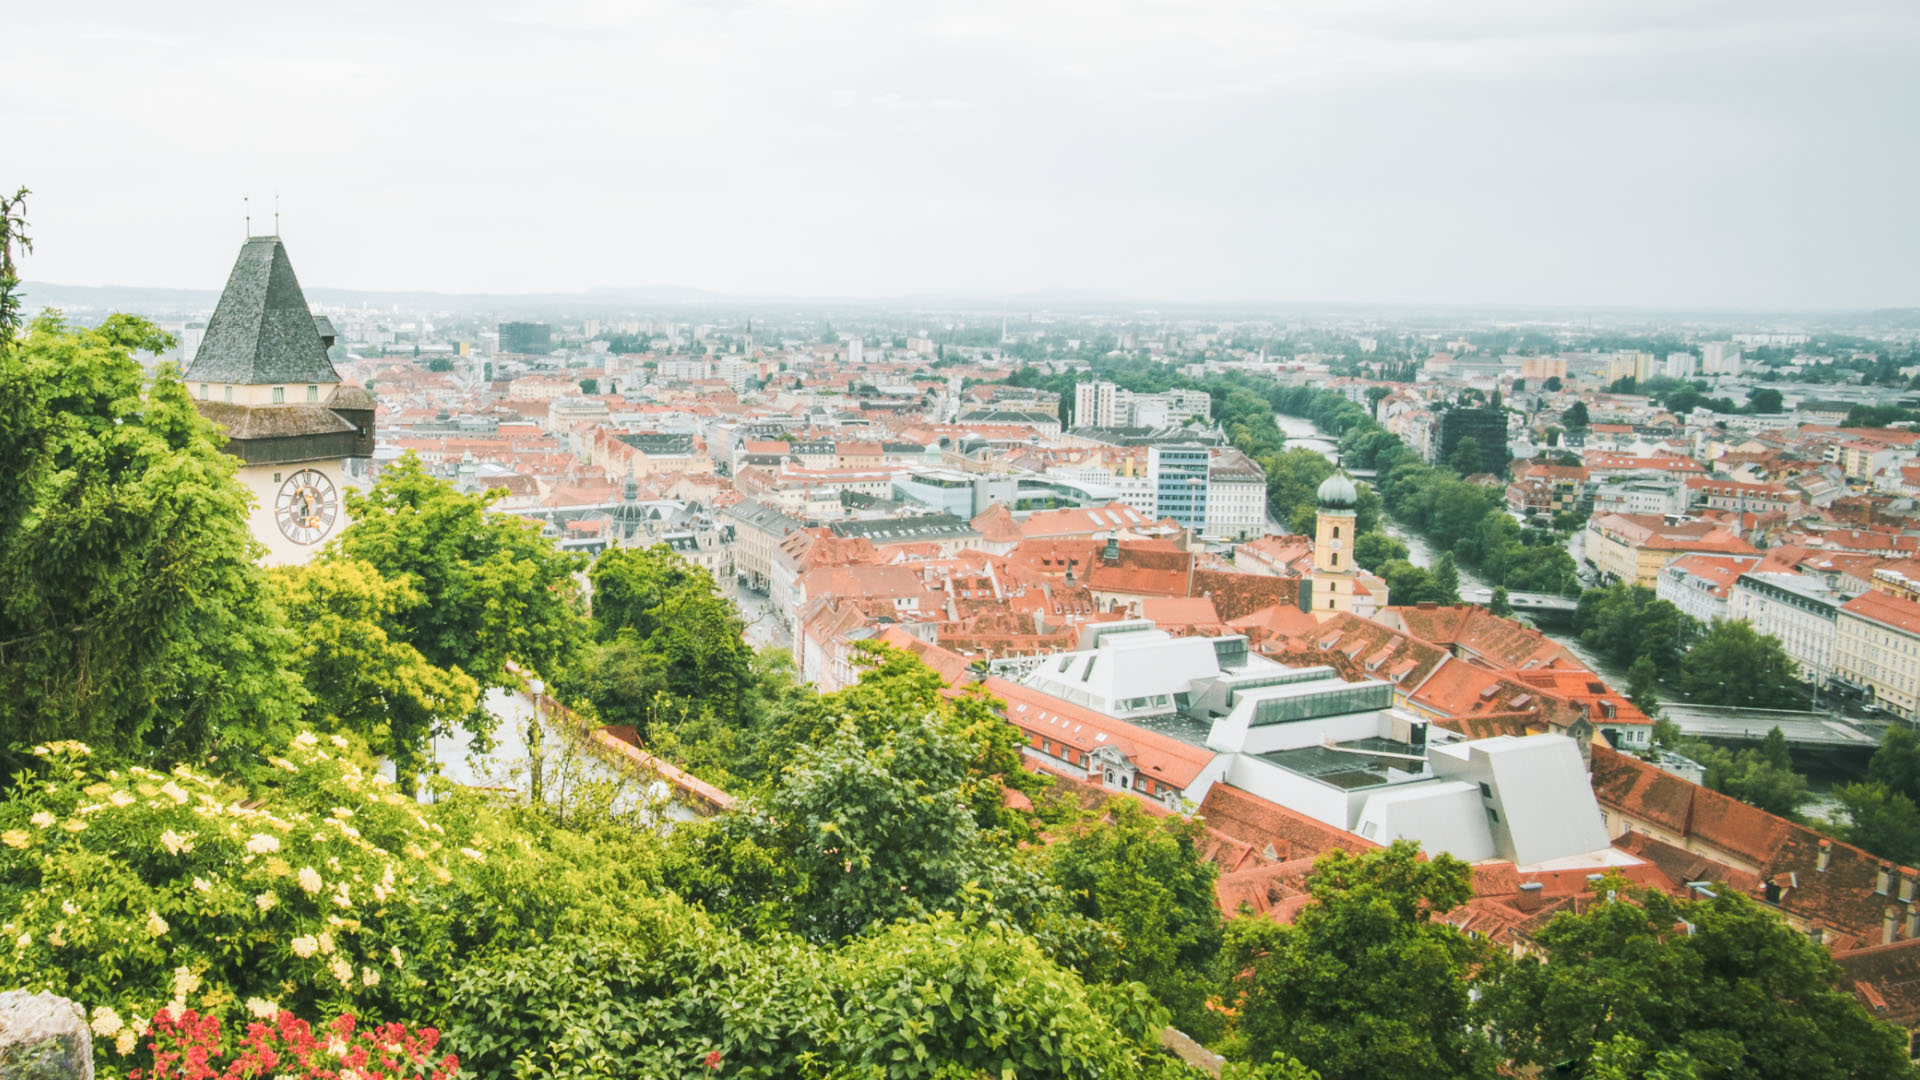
[184, 236, 340, 386]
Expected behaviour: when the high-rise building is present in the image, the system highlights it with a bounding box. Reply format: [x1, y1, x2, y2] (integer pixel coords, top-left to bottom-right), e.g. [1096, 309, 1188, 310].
[1435, 408, 1510, 475]
[1700, 341, 1744, 376]
[848, 338, 863, 366]
[1664, 352, 1697, 380]
[1075, 380, 1120, 428]
[498, 321, 552, 354]
[183, 236, 375, 566]
[1150, 444, 1210, 530]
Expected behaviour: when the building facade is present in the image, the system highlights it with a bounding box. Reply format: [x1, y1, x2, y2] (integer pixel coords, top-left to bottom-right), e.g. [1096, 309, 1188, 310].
[183, 236, 375, 566]
[1729, 572, 1844, 685]
[1150, 444, 1211, 531]
[1835, 591, 1920, 721]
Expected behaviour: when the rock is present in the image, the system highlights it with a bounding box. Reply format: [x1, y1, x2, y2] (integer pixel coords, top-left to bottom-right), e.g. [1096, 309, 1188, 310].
[0, 991, 91, 1080]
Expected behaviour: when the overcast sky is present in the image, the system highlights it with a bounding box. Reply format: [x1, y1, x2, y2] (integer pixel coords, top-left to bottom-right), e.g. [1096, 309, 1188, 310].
[5, 0, 1917, 308]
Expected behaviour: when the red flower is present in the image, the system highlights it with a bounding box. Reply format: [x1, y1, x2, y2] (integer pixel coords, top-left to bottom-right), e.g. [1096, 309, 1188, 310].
[703, 1050, 723, 1071]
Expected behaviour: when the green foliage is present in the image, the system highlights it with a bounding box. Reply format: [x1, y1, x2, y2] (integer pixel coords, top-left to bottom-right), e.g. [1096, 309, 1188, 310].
[1043, 799, 1225, 1041]
[268, 559, 482, 778]
[1225, 841, 1497, 1080]
[1573, 584, 1695, 669]
[0, 735, 661, 1074]
[1834, 781, 1920, 865]
[1626, 656, 1662, 720]
[1679, 620, 1800, 706]
[1845, 404, 1919, 428]
[0, 187, 28, 342]
[0, 313, 305, 770]
[1447, 435, 1483, 477]
[1428, 553, 1462, 605]
[333, 453, 586, 691]
[1488, 586, 1512, 617]
[1483, 880, 1912, 1080]
[1563, 400, 1590, 428]
[577, 548, 753, 740]
[1747, 387, 1784, 414]
[576, 377, 598, 395]
[1680, 732, 1810, 819]
[1351, 530, 1406, 572]
[426, 356, 454, 372]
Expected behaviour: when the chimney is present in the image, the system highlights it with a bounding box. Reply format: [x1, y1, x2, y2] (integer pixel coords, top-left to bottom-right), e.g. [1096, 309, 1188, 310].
[1103, 536, 1120, 564]
[1903, 869, 1917, 905]
[1516, 881, 1546, 913]
[1886, 906, 1900, 946]
[1878, 863, 1893, 896]
[1817, 839, 1832, 873]
[1296, 578, 1314, 614]
[1909, 908, 1920, 940]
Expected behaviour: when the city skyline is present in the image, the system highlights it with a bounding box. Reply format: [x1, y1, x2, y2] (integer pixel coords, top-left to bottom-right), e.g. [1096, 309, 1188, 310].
[7, 1, 1918, 309]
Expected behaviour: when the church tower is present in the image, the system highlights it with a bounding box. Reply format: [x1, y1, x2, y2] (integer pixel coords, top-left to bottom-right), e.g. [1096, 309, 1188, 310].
[1310, 471, 1358, 616]
[183, 236, 374, 565]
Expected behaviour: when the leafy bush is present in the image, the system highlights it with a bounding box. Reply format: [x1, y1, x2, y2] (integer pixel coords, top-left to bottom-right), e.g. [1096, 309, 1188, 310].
[0, 735, 656, 1076]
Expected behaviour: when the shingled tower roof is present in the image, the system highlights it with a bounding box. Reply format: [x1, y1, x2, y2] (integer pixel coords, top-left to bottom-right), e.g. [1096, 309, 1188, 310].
[184, 237, 340, 386]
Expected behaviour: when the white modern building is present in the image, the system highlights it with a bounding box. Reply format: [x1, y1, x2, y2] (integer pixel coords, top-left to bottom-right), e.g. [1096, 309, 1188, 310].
[1011, 624, 1615, 867]
[1730, 571, 1847, 686]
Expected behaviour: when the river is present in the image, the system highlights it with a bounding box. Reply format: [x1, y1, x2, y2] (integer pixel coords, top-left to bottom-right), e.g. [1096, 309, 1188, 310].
[1271, 412, 1624, 680]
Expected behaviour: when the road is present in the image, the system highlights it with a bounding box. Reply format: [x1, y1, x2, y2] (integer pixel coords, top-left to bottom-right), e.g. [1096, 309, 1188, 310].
[729, 586, 792, 651]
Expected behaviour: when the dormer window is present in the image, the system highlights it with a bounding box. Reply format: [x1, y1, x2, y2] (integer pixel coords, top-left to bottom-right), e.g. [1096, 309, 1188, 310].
[273, 386, 286, 404]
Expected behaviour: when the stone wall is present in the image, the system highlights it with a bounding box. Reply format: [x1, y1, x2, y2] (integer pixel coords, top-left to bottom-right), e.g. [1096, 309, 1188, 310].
[0, 991, 90, 1080]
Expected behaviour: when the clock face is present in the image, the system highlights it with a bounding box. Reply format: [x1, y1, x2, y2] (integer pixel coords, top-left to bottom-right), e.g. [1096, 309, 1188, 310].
[275, 468, 339, 545]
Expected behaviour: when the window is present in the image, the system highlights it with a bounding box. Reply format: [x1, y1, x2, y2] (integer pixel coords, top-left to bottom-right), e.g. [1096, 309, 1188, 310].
[1486, 807, 1500, 824]
[272, 386, 285, 404]
[1333, 525, 1340, 539]
[1478, 782, 1493, 799]
[306, 385, 319, 402]
[198, 384, 207, 399]
[223, 385, 233, 402]
[1331, 552, 1339, 567]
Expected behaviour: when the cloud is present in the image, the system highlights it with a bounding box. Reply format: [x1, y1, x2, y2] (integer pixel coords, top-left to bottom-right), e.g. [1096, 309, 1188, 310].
[3, 0, 1917, 307]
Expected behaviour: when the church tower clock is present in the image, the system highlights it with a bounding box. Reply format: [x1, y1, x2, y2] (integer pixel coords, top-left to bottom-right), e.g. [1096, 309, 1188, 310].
[183, 236, 375, 565]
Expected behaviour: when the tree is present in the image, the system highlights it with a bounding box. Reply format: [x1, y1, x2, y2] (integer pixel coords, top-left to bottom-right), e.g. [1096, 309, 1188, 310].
[1044, 798, 1226, 1040]
[1834, 782, 1920, 865]
[1488, 586, 1513, 617]
[1679, 620, 1799, 707]
[577, 377, 599, 395]
[1365, 385, 1391, 417]
[1574, 584, 1694, 670]
[1748, 387, 1784, 414]
[1226, 842, 1498, 1080]
[1868, 726, 1920, 800]
[1428, 553, 1462, 606]
[1543, 376, 1563, 392]
[1564, 401, 1590, 429]
[1626, 656, 1662, 720]
[426, 356, 453, 372]
[1378, 559, 1435, 605]
[1352, 530, 1408, 572]
[0, 187, 28, 341]
[0, 313, 305, 769]
[332, 452, 586, 690]
[1484, 880, 1912, 1080]
[1448, 435, 1483, 477]
[268, 559, 481, 777]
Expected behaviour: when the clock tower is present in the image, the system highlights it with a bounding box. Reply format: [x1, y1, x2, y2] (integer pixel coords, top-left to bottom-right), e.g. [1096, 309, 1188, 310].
[1310, 470, 1358, 617]
[183, 236, 374, 565]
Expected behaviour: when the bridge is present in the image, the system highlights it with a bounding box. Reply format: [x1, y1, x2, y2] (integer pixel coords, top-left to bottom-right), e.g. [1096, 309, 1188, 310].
[1659, 702, 1882, 751]
[1461, 587, 1578, 621]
